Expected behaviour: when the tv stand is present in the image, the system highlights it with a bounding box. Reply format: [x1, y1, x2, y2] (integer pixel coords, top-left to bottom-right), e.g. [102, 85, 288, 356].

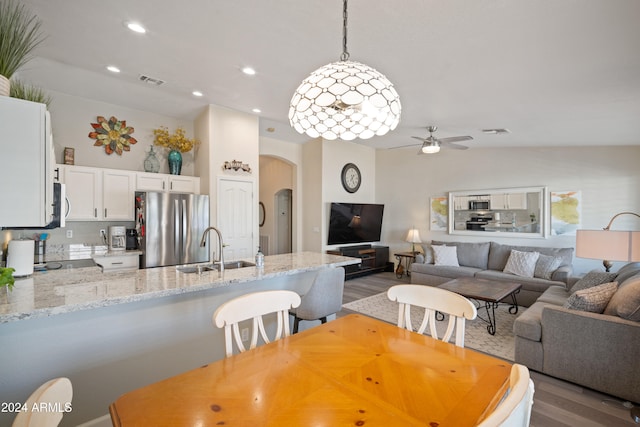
[327, 244, 393, 279]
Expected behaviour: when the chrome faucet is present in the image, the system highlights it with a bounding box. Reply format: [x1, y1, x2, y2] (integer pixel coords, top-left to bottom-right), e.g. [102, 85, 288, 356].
[200, 226, 225, 272]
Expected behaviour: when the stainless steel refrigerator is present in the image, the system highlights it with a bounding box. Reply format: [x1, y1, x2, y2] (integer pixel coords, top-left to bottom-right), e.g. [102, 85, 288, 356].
[135, 191, 210, 268]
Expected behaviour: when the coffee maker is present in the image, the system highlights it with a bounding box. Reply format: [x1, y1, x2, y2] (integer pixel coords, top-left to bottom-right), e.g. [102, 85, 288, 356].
[109, 226, 126, 251]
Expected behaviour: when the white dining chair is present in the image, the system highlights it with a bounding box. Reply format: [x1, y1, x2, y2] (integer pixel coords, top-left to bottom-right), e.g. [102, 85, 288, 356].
[12, 377, 73, 427]
[289, 267, 345, 333]
[387, 284, 477, 347]
[476, 363, 535, 427]
[213, 290, 301, 357]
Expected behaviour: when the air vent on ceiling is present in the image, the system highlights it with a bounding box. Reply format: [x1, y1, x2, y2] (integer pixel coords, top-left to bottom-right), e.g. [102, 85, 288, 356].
[482, 128, 511, 134]
[138, 74, 165, 86]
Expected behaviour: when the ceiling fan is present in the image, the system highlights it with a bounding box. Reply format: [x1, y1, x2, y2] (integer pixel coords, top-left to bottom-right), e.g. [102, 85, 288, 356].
[394, 126, 473, 154]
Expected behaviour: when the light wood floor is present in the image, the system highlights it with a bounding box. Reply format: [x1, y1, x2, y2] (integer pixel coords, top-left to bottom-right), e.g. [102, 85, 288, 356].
[340, 272, 639, 426]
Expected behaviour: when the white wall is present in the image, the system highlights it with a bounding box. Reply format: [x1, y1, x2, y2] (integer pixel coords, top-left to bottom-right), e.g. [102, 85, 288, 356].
[376, 146, 640, 275]
[47, 90, 196, 175]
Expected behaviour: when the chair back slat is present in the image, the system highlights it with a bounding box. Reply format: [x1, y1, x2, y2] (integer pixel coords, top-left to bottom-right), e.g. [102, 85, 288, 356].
[387, 285, 477, 347]
[214, 290, 301, 357]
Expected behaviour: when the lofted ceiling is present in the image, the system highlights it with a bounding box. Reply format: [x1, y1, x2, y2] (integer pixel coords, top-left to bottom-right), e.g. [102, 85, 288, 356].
[15, 0, 640, 150]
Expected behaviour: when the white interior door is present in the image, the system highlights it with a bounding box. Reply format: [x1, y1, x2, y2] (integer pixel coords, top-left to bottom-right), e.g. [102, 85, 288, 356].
[275, 189, 292, 254]
[218, 178, 254, 260]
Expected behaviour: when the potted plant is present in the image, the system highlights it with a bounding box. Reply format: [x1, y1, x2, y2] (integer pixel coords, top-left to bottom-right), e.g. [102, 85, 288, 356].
[0, 267, 15, 292]
[0, 0, 45, 96]
[9, 78, 51, 106]
[152, 126, 199, 175]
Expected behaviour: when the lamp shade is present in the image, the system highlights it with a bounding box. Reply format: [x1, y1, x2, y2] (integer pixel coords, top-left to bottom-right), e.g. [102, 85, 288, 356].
[289, 60, 401, 141]
[576, 230, 640, 262]
[405, 229, 422, 244]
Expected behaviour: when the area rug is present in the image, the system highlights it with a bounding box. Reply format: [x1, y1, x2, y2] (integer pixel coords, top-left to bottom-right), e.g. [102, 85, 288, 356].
[343, 292, 516, 361]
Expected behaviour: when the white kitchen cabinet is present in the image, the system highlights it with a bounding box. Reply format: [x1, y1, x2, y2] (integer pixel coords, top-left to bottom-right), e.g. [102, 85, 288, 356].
[454, 196, 470, 210]
[136, 173, 168, 191]
[506, 192, 527, 209]
[168, 175, 199, 193]
[103, 170, 135, 220]
[62, 165, 134, 221]
[135, 173, 199, 193]
[490, 193, 527, 210]
[62, 166, 102, 220]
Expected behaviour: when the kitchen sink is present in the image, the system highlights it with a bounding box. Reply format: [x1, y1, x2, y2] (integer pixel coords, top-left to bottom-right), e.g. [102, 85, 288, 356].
[221, 261, 255, 269]
[176, 261, 255, 273]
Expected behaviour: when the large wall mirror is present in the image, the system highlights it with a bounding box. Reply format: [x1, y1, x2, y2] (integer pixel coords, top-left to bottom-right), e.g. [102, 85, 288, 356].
[448, 186, 549, 238]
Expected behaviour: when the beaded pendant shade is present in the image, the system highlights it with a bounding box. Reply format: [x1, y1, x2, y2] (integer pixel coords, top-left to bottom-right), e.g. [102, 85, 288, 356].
[289, 0, 401, 141]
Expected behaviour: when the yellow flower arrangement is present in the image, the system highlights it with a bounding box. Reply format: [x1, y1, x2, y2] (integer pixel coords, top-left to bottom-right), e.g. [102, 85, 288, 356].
[152, 126, 199, 153]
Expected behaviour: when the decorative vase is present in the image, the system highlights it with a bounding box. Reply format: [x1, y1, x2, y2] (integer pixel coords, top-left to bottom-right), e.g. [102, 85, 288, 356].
[144, 146, 160, 173]
[167, 150, 182, 175]
[0, 75, 9, 97]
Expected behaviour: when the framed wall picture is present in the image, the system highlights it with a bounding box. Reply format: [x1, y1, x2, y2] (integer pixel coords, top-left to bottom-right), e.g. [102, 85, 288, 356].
[64, 147, 75, 165]
[430, 196, 448, 231]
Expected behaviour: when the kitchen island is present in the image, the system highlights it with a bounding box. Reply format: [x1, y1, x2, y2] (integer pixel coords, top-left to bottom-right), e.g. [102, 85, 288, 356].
[0, 252, 358, 426]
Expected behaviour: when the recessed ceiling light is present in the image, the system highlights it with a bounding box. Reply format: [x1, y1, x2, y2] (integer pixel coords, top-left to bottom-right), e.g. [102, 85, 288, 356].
[192, 91, 203, 97]
[106, 65, 121, 73]
[242, 67, 256, 76]
[126, 22, 146, 34]
[252, 108, 261, 113]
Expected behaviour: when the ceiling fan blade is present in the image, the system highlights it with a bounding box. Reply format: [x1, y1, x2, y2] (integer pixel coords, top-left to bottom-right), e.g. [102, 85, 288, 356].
[438, 136, 473, 144]
[411, 136, 427, 141]
[442, 141, 469, 150]
[388, 143, 422, 150]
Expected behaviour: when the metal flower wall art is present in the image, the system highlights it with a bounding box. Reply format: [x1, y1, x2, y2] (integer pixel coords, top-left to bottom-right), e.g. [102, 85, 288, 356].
[89, 116, 137, 155]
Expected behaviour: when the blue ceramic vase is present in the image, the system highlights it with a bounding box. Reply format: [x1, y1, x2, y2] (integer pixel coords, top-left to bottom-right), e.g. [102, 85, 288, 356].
[167, 150, 182, 175]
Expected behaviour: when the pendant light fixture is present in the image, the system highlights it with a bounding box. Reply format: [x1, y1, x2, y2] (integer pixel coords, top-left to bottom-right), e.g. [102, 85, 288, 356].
[289, 0, 401, 141]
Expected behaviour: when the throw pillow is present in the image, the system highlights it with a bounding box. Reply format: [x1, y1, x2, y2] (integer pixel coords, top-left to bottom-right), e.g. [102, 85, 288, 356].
[432, 245, 459, 267]
[534, 254, 563, 280]
[564, 281, 618, 313]
[420, 243, 433, 264]
[569, 271, 618, 293]
[604, 275, 640, 321]
[503, 250, 540, 278]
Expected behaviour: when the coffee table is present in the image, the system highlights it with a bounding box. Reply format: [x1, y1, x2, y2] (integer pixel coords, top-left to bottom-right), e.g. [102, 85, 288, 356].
[438, 277, 522, 335]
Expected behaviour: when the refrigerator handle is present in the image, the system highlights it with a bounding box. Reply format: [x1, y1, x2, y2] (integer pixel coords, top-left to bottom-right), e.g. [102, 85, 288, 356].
[174, 198, 181, 262]
[180, 197, 188, 262]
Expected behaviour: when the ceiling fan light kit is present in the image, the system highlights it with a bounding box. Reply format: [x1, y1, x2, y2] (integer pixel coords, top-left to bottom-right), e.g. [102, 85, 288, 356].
[289, 0, 401, 141]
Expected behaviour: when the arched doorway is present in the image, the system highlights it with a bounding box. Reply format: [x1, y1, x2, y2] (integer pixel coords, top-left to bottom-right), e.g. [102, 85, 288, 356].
[274, 189, 292, 254]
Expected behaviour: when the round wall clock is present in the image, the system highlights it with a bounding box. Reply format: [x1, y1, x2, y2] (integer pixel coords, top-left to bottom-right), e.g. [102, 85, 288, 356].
[341, 163, 361, 193]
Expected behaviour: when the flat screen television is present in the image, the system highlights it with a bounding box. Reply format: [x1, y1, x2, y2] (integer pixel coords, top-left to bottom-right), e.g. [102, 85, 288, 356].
[327, 202, 384, 245]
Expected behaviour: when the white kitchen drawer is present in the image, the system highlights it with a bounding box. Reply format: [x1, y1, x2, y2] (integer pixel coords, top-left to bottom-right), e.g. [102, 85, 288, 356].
[93, 253, 139, 272]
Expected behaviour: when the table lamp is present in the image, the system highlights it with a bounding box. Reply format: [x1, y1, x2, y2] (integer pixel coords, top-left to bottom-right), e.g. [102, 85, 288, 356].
[405, 228, 422, 254]
[575, 211, 640, 272]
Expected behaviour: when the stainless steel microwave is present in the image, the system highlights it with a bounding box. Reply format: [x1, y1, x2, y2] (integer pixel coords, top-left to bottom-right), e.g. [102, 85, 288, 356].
[469, 200, 490, 210]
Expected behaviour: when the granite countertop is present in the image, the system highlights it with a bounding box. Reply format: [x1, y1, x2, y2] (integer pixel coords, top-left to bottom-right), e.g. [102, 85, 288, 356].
[0, 252, 359, 323]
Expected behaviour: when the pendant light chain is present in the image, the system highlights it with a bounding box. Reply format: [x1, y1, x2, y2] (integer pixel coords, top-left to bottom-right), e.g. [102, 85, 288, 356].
[340, 0, 349, 61]
[288, 0, 401, 140]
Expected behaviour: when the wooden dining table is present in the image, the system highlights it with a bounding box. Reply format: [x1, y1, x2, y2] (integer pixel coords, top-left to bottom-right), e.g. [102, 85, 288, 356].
[109, 314, 511, 426]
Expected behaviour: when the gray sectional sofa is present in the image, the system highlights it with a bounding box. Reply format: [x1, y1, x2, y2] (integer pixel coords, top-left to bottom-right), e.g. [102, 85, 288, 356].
[514, 263, 640, 403]
[410, 240, 574, 307]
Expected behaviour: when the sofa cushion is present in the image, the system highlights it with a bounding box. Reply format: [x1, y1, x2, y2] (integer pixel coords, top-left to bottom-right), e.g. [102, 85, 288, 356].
[432, 241, 490, 269]
[411, 262, 480, 279]
[604, 274, 640, 321]
[432, 245, 459, 266]
[504, 250, 540, 277]
[488, 242, 573, 271]
[564, 281, 618, 313]
[569, 271, 617, 293]
[513, 301, 554, 341]
[534, 254, 563, 280]
[419, 243, 433, 264]
[537, 285, 571, 305]
[615, 262, 640, 285]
